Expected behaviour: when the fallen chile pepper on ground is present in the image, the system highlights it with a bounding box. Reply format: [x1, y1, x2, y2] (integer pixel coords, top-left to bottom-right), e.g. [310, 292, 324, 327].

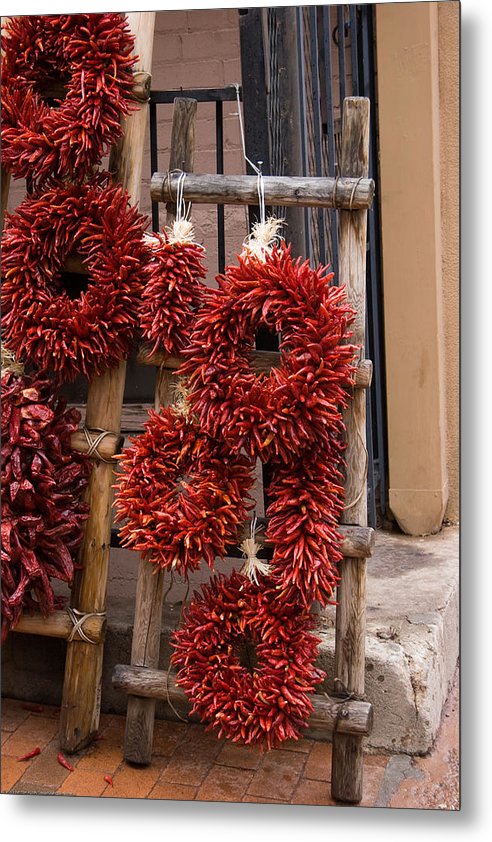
[57, 752, 75, 772]
[16, 747, 41, 761]
[1, 353, 91, 642]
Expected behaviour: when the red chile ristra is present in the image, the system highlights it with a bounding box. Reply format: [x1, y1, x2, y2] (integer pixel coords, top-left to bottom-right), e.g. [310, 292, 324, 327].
[171, 569, 326, 749]
[139, 230, 207, 357]
[178, 243, 358, 464]
[1, 176, 148, 383]
[1, 14, 136, 188]
[114, 406, 255, 577]
[1, 366, 91, 642]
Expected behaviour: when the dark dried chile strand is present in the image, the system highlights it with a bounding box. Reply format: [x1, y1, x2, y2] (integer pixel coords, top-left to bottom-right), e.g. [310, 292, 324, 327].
[1, 368, 91, 641]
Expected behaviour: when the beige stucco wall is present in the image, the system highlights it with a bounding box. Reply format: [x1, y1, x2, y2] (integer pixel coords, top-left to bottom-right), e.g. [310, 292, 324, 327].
[437, 1, 460, 524]
[375, 1, 459, 535]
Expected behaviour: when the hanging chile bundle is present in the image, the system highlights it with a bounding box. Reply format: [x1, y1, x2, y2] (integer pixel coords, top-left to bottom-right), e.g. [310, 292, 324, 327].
[178, 240, 357, 464]
[139, 217, 207, 358]
[114, 405, 255, 576]
[1, 349, 91, 642]
[170, 569, 326, 749]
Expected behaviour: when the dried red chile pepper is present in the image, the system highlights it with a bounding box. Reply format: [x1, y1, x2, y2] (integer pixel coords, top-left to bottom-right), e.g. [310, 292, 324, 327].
[171, 569, 325, 749]
[114, 406, 255, 576]
[1, 364, 91, 642]
[1, 14, 136, 188]
[178, 243, 358, 464]
[1, 176, 148, 383]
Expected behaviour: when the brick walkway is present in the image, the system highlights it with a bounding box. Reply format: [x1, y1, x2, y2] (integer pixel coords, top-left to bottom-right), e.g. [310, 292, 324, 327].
[1, 669, 459, 808]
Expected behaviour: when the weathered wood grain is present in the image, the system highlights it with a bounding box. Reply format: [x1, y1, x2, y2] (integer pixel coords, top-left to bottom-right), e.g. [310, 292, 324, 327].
[331, 97, 372, 804]
[14, 610, 105, 643]
[164, 98, 197, 220]
[151, 172, 374, 210]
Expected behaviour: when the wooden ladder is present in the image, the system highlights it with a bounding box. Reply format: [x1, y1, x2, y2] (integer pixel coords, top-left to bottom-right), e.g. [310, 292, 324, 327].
[1, 12, 156, 755]
[113, 94, 375, 804]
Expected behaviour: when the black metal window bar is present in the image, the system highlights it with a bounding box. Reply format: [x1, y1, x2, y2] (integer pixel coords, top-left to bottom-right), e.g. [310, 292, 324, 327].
[149, 86, 240, 274]
[288, 4, 387, 527]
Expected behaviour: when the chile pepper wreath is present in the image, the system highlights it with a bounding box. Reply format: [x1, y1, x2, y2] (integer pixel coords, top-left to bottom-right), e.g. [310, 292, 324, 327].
[1, 14, 136, 188]
[170, 569, 326, 749]
[1, 349, 91, 642]
[114, 404, 255, 576]
[1, 175, 148, 383]
[167, 223, 358, 746]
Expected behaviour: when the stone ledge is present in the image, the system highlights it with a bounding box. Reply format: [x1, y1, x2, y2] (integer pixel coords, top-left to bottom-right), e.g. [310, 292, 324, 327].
[314, 526, 459, 754]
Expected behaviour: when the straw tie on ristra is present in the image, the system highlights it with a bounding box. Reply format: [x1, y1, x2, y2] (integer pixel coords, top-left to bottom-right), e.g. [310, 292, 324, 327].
[240, 513, 271, 585]
[139, 171, 207, 357]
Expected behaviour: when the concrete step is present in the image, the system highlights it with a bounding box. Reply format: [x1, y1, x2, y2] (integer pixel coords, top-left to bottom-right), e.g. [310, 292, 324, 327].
[1, 526, 459, 756]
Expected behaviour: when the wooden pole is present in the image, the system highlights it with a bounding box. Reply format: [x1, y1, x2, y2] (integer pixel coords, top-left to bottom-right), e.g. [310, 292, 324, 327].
[138, 344, 373, 390]
[14, 610, 105, 643]
[331, 97, 371, 804]
[234, 521, 375, 560]
[151, 172, 374, 210]
[123, 97, 198, 766]
[59, 12, 156, 753]
[1, 163, 11, 232]
[40, 72, 152, 105]
[114, 665, 374, 737]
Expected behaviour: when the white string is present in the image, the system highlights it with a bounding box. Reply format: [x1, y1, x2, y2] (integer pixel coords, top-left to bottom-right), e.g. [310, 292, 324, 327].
[175, 170, 187, 223]
[250, 511, 258, 540]
[234, 82, 266, 227]
[256, 167, 266, 226]
[66, 607, 105, 644]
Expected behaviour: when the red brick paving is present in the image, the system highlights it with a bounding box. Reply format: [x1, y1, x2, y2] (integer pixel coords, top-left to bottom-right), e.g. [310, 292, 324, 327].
[0, 668, 459, 808]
